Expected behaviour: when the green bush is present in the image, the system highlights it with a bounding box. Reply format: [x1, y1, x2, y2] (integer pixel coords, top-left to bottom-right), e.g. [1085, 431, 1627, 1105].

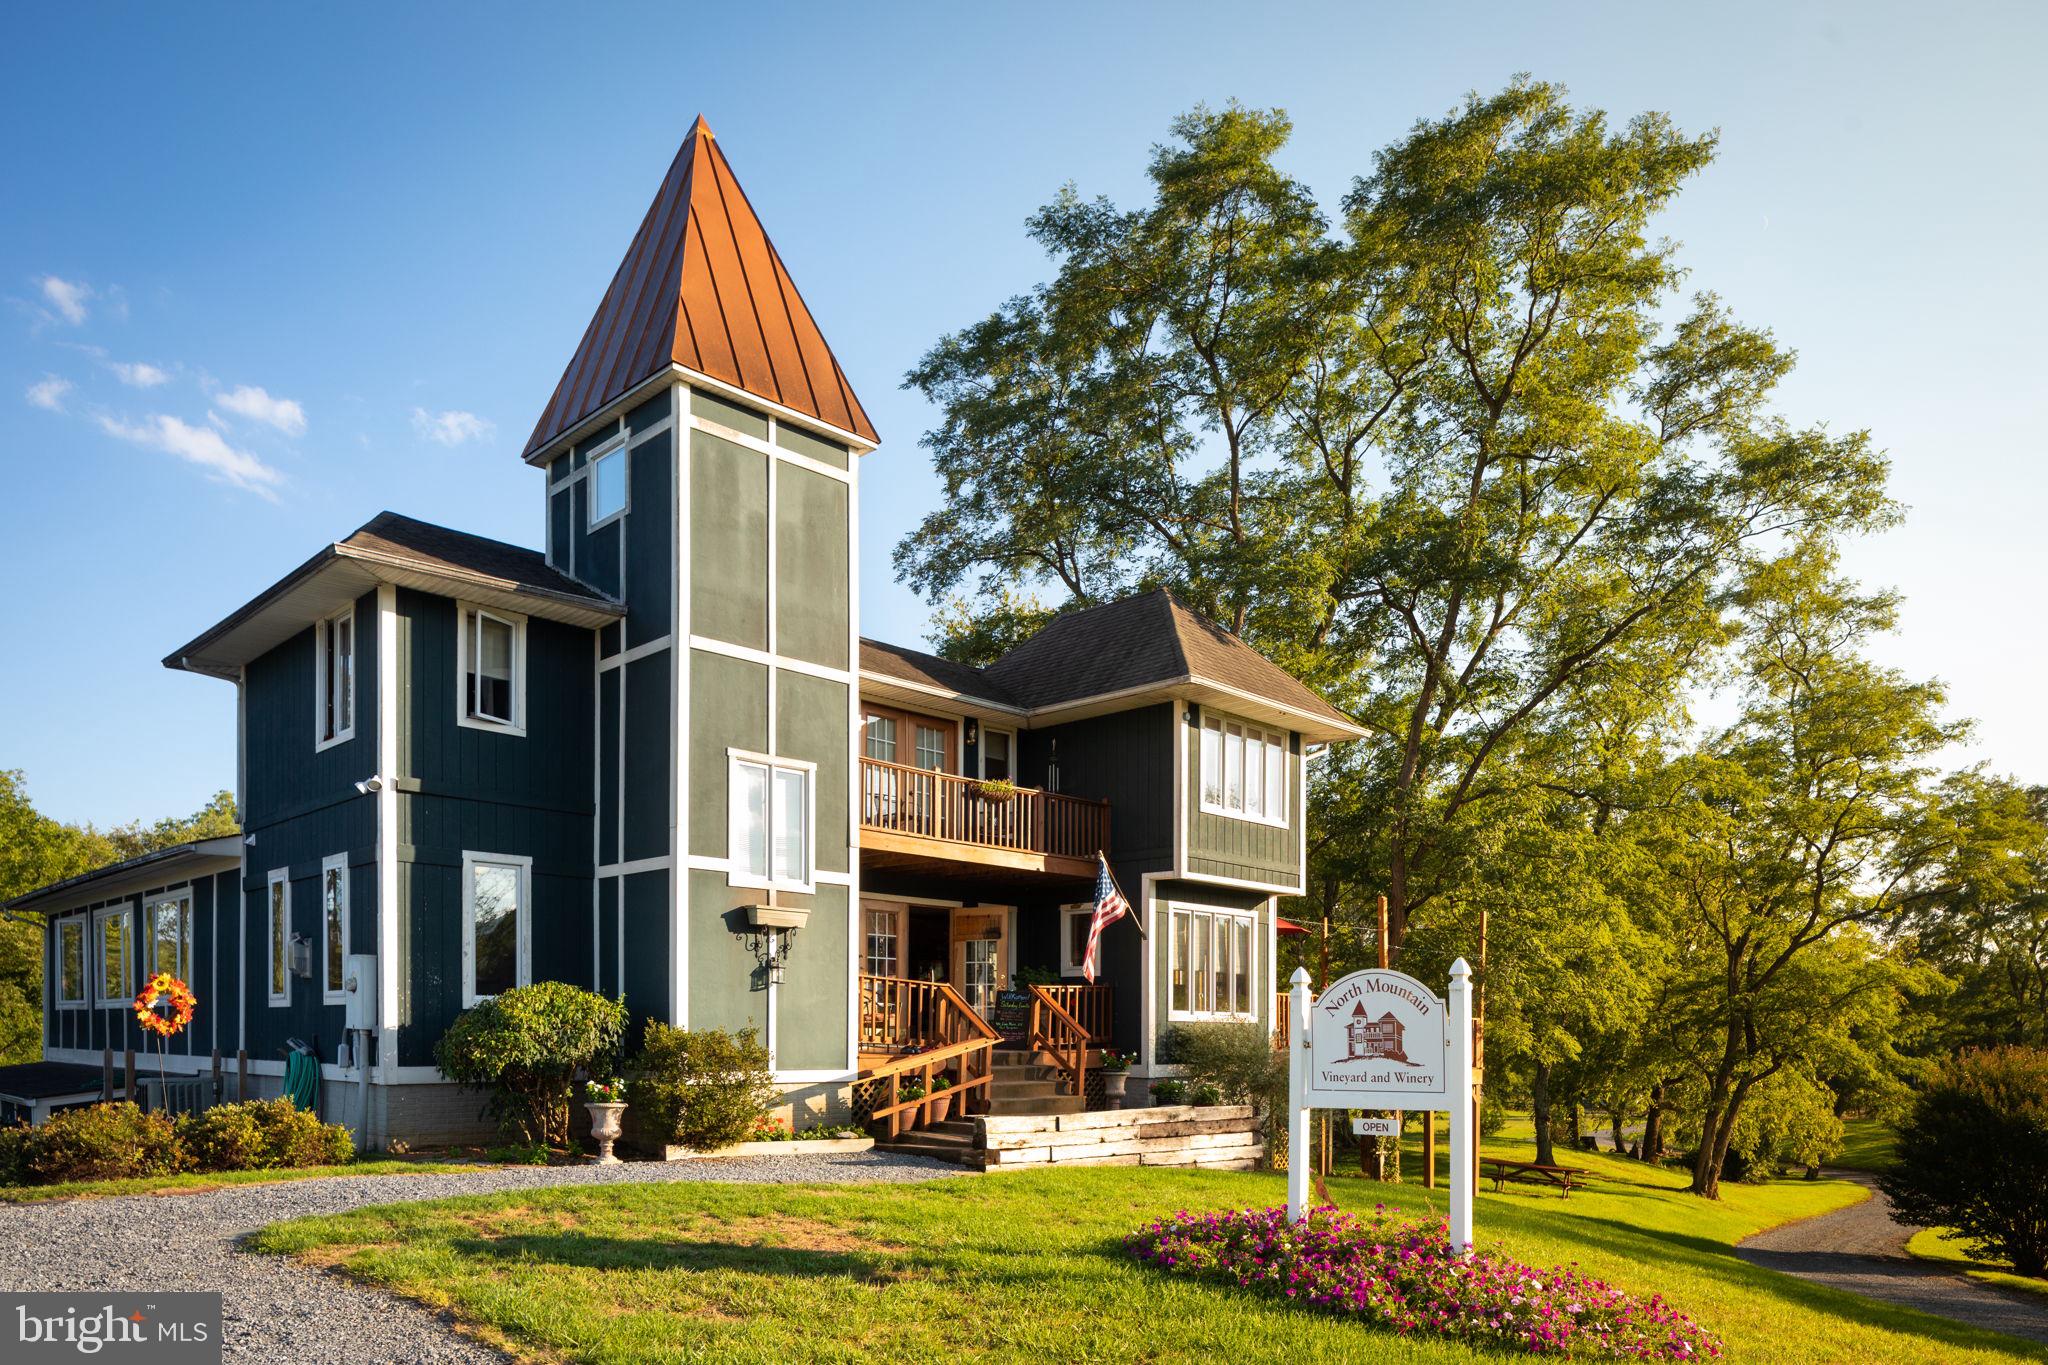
[0, 1124, 32, 1185]
[1881, 1046, 2048, 1277]
[435, 982, 628, 1146]
[628, 1021, 775, 1151]
[1157, 1021, 1285, 1112]
[176, 1099, 353, 1172]
[27, 1103, 183, 1183]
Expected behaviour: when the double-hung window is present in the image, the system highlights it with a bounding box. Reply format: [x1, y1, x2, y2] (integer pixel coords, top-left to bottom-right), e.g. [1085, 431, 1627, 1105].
[1060, 903, 1093, 977]
[145, 888, 192, 981]
[93, 905, 132, 1008]
[729, 754, 813, 892]
[266, 869, 291, 1006]
[863, 906, 900, 979]
[55, 916, 86, 1008]
[588, 438, 629, 527]
[321, 855, 350, 1004]
[1199, 711, 1289, 824]
[462, 853, 530, 1007]
[315, 604, 355, 749]
[459, 604, 525, 733]
[1168, 903, 1257, 1019]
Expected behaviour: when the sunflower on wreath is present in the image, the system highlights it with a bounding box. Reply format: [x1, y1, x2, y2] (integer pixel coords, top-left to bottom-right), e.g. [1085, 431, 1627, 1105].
[134, 973, 196, 1038]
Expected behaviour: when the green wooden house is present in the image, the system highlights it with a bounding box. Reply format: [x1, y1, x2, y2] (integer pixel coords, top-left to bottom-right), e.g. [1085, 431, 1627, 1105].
[4, 119, 1361, 1149]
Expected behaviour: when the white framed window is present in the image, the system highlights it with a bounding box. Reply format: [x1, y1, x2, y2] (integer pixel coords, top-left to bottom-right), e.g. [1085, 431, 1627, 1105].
[266, 869, 291, 1006]
[981, 728, 1014, 781]
[55, 915, 87, 1008]
[321, 854, 350, 1004]
[588, 437, 629, 528]
[462, 852, 531, 1007]
[1059, 903, 1093, 977]
[145, 887, 193, 982]
[1167, 902, 1258, 1020]
[92, 904, 132, 1008]
[1199, 711, 1289, 825]
[863, 904, 901, 979]
[314, 603, 356, 750]
[456, 602, 527, 735]
[728, 751, 815, 892]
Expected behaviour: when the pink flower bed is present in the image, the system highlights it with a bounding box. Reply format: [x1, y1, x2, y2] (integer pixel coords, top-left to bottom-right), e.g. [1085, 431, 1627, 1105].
[1125, 1205, 1721, 1360]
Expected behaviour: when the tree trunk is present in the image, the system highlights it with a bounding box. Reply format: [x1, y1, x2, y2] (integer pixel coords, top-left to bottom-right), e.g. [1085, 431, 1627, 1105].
[1641, 1081, 1668, 1163]
[1609, 1109, 1625, 1158]
[1532, 1061, 1556, 1167]
[1567, 1100, 1584, 1151]
[1691, 1072, 1735, 1198]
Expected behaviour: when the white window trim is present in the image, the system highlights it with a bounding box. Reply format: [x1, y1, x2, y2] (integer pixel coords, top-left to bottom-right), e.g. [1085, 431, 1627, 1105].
[54, 914, 87, 1009]
[320, 853, 350, 1005]
[587, 434, 630, 530]
[1059, 902, 1093, 978]
[1198, 709, 1290, 828]
[455, 601, 529, 737]
[461, 851, 533, 1008]
[266, 868, 292, 1007]
[313, 603, 357, 752]
[979, 727, 1016, 780]
[145, 886, 194, 982]
[1165, 900, 1261, 1023]
[92, 904, 132, 1009]
[726, 749, 817, 894]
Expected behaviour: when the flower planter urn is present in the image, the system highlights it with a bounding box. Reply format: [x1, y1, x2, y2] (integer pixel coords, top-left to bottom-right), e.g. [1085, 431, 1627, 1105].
[928, 1090, 954, 1123]
[585, 1102, 627, 1164]
[1102, 1070, 1129, 1109]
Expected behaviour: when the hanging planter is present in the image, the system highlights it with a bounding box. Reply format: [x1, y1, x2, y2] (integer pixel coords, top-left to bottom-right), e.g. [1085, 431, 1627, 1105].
[971, 779, 1019, 804]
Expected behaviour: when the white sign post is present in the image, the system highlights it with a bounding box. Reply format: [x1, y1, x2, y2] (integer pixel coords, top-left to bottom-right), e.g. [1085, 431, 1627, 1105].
[1286, 958, 1475, 1253]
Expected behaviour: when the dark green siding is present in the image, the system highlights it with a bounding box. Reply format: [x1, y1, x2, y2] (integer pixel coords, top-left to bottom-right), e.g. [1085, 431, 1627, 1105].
[244, 591, 378, 827]
[1184, 707, 1303, 887]
[622, 870, 670, 1027]
[42, 871, 236, 1060]
[621, 653, 670, 863]
[623, 429, 672, 648]
[1018, 703, 1176, 873]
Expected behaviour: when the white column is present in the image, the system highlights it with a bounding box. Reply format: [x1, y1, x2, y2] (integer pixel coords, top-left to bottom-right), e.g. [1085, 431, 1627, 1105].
[1286, 966, 1312, 1222]
[1448, 956, 1475, 1254]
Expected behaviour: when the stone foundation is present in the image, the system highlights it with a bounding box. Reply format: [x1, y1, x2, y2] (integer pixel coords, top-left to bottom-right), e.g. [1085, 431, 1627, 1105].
[978, 1104, 1263, 1170]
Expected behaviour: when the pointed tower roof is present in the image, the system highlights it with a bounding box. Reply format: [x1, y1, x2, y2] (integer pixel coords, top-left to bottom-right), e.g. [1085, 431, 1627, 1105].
[524, 116, 877, 460]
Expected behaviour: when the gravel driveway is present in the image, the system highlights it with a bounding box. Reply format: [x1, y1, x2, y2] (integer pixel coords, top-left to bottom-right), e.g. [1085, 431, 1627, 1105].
[1737, 1169, 2048, 1347]
[0, 1152, 961, 1362]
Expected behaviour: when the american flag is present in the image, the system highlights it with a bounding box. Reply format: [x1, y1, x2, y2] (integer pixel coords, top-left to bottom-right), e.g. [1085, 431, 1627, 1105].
[1082, 854, 1131, 983]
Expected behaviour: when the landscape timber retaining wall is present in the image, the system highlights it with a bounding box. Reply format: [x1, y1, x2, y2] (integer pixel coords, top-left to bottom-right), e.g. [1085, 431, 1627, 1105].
[977, 1104, 1263, 1170]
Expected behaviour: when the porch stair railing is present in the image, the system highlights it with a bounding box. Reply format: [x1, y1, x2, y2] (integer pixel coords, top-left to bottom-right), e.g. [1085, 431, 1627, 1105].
[857, 975, 999, 1140]
[1026, 984, 1092, 1100]
[1033, 983, 1113, 1044]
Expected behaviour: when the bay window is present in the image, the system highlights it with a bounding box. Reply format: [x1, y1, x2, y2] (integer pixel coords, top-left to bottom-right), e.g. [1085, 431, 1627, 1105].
[1168, 903, 1257, 1019]
[1199, 711, 1288, 824]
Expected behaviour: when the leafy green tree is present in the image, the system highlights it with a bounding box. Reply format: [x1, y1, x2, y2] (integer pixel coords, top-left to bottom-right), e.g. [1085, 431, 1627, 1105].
[1882, 1046, 2048, 1277]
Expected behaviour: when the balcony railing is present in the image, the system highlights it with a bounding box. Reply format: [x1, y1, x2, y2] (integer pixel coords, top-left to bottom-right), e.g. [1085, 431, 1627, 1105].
[859, 757, 1109, 864]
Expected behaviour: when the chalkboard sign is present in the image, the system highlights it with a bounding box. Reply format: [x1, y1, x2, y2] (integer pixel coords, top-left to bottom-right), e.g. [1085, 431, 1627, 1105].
[991, 989, 1032, 1040]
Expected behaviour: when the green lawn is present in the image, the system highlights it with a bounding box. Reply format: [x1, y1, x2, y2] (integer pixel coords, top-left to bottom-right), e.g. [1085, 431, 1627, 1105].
[1833, 1118, 1899, 1173]
[247, 1134, 2048, 1364]
[1907, 1228, 2048, 1303]
[0, 1158, 475, 1203]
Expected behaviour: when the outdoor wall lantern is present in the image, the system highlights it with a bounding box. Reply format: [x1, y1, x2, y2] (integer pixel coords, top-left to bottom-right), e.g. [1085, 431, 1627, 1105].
[964, 718, 979, 745]
[745, 903, 809, 985]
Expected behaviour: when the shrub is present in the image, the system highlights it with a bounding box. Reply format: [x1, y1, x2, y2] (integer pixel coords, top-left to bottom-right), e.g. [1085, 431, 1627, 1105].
[176, 1099, 354, 1172]
[434, 982, 628, 1146]
[1128, 1205, 1721, 1360]
[1881, 1046, 2048, 1277]
[0, 1124, 32, 1186]
[628, 1021, 775, 1151]
[27, 1103, 183, 1183]
[1150, 1078, 1188, 1105]
[1157, 1022, 1284, 1112]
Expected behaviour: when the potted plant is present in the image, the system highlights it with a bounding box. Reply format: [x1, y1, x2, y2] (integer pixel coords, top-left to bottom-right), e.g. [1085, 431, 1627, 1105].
[927, 1073, 956, 1123]
[1098, 1050, 1132, 1108]
[1150, 1077, 1189, 1107]
[971, 778, 1019, 804]
[583, 1077, 627, 1164]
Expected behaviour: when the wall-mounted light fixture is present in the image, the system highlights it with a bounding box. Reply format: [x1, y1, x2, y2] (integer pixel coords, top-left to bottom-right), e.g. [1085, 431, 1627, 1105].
[964, 718, 979, 745]
[354, 776, 384, 795]
[744, 903, 809, 985]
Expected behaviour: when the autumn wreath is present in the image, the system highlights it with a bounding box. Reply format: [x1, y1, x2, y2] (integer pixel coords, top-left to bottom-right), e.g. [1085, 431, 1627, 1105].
[133, 972, 196, 1038]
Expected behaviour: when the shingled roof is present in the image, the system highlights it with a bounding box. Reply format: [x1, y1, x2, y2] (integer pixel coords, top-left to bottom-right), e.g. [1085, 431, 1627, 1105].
[524, 116, 876, 460]
[860, 638, 1020, 708]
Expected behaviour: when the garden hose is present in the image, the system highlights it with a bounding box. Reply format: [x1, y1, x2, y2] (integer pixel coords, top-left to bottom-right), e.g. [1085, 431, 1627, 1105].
[283, 1047, 322, 1114]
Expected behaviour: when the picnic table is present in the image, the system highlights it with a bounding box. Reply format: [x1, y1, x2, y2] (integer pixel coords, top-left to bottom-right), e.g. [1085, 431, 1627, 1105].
[1484, 1157, 1590, 1196]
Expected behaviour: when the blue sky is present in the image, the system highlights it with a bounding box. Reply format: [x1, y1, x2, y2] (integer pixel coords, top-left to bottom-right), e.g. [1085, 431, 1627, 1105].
[3, 1, 2042, 827]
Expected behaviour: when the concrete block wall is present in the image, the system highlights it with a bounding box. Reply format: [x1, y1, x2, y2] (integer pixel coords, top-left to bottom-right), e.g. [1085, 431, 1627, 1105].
[978, 1104, 1263, 1170]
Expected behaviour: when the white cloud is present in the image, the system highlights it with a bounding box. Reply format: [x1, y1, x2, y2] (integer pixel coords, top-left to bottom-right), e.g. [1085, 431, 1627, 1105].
[26, 375, 72, 411]
[212, 383, 306, 436]
[411, 407, 494, 447]
[109, 360, 169, 388]
[95, 413, 284, 499]
[39, 275, 90, 324]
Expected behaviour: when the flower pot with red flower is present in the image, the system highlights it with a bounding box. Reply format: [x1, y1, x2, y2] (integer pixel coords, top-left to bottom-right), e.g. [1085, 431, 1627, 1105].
[1099, 1050, 1132, 1108]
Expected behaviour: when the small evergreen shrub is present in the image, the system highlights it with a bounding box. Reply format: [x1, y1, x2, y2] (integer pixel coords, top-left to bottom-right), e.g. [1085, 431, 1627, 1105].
[27, 1103, 183, 1183]
[628, 1021, 775, 1151]
[1881, 1046, 2048, 1277]
[434, 982, 628, 1146]
[176, 1099, 354, 1172]
[0, 1124, 32, 1185]
[1157, 1022, 1284, 1111]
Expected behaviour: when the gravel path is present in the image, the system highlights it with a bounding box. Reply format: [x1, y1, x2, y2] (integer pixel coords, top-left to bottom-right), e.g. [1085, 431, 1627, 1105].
[1736, 1169, 2048, 1347]
[0, 1152, 962, 1362]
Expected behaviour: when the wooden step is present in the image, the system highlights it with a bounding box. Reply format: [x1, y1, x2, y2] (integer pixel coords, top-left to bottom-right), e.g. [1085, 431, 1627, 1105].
[988, 1079, 1072, 1102]
[986, 1095, 1085, 1116]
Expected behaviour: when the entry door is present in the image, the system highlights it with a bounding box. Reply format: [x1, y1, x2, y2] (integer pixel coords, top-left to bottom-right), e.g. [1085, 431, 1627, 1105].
[952, 910, 1008, 1019]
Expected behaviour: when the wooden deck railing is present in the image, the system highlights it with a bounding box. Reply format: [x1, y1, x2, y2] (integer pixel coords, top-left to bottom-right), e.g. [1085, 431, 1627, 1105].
[858, 975, 1000, 1139]
[860, 758, 1109, 861]
[1034, 983, 1114, 1043]
[1274, 987, 1319, 1049]
[1027, 984, 1092, 1100]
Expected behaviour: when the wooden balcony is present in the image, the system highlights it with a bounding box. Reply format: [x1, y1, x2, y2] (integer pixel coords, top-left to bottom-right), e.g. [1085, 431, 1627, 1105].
[859, 757, 1109, 881]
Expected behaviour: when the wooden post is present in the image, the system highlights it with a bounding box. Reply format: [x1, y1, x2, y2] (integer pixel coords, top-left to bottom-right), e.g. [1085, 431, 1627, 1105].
[100, 1046, 113, 1102]
[237, 1048, 249, 1103]
[1424, 1112, 1437, 1188]
[124, 1047, 137, 1104]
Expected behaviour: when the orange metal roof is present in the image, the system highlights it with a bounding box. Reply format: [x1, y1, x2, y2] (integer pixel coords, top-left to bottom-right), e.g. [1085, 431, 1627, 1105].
[523, 116, 877, 459]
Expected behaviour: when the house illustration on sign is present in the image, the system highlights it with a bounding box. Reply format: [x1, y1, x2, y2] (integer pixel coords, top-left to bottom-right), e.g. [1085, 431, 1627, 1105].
[1344, 1003, 1412, 1064]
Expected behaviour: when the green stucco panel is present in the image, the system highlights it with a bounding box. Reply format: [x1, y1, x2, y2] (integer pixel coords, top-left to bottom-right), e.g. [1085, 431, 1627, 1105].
[1184, 710, 1303, 887]
[775, 670, 849, 876]
[691, 388, 769, 441]
[688, 650, 768, 858]
[775, 422, 849, 470]
[689, 428, 768, 649]
[687, 869, 768, 1037]
[774, 462, 849, 669]
[777, 883, 849, 1070]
